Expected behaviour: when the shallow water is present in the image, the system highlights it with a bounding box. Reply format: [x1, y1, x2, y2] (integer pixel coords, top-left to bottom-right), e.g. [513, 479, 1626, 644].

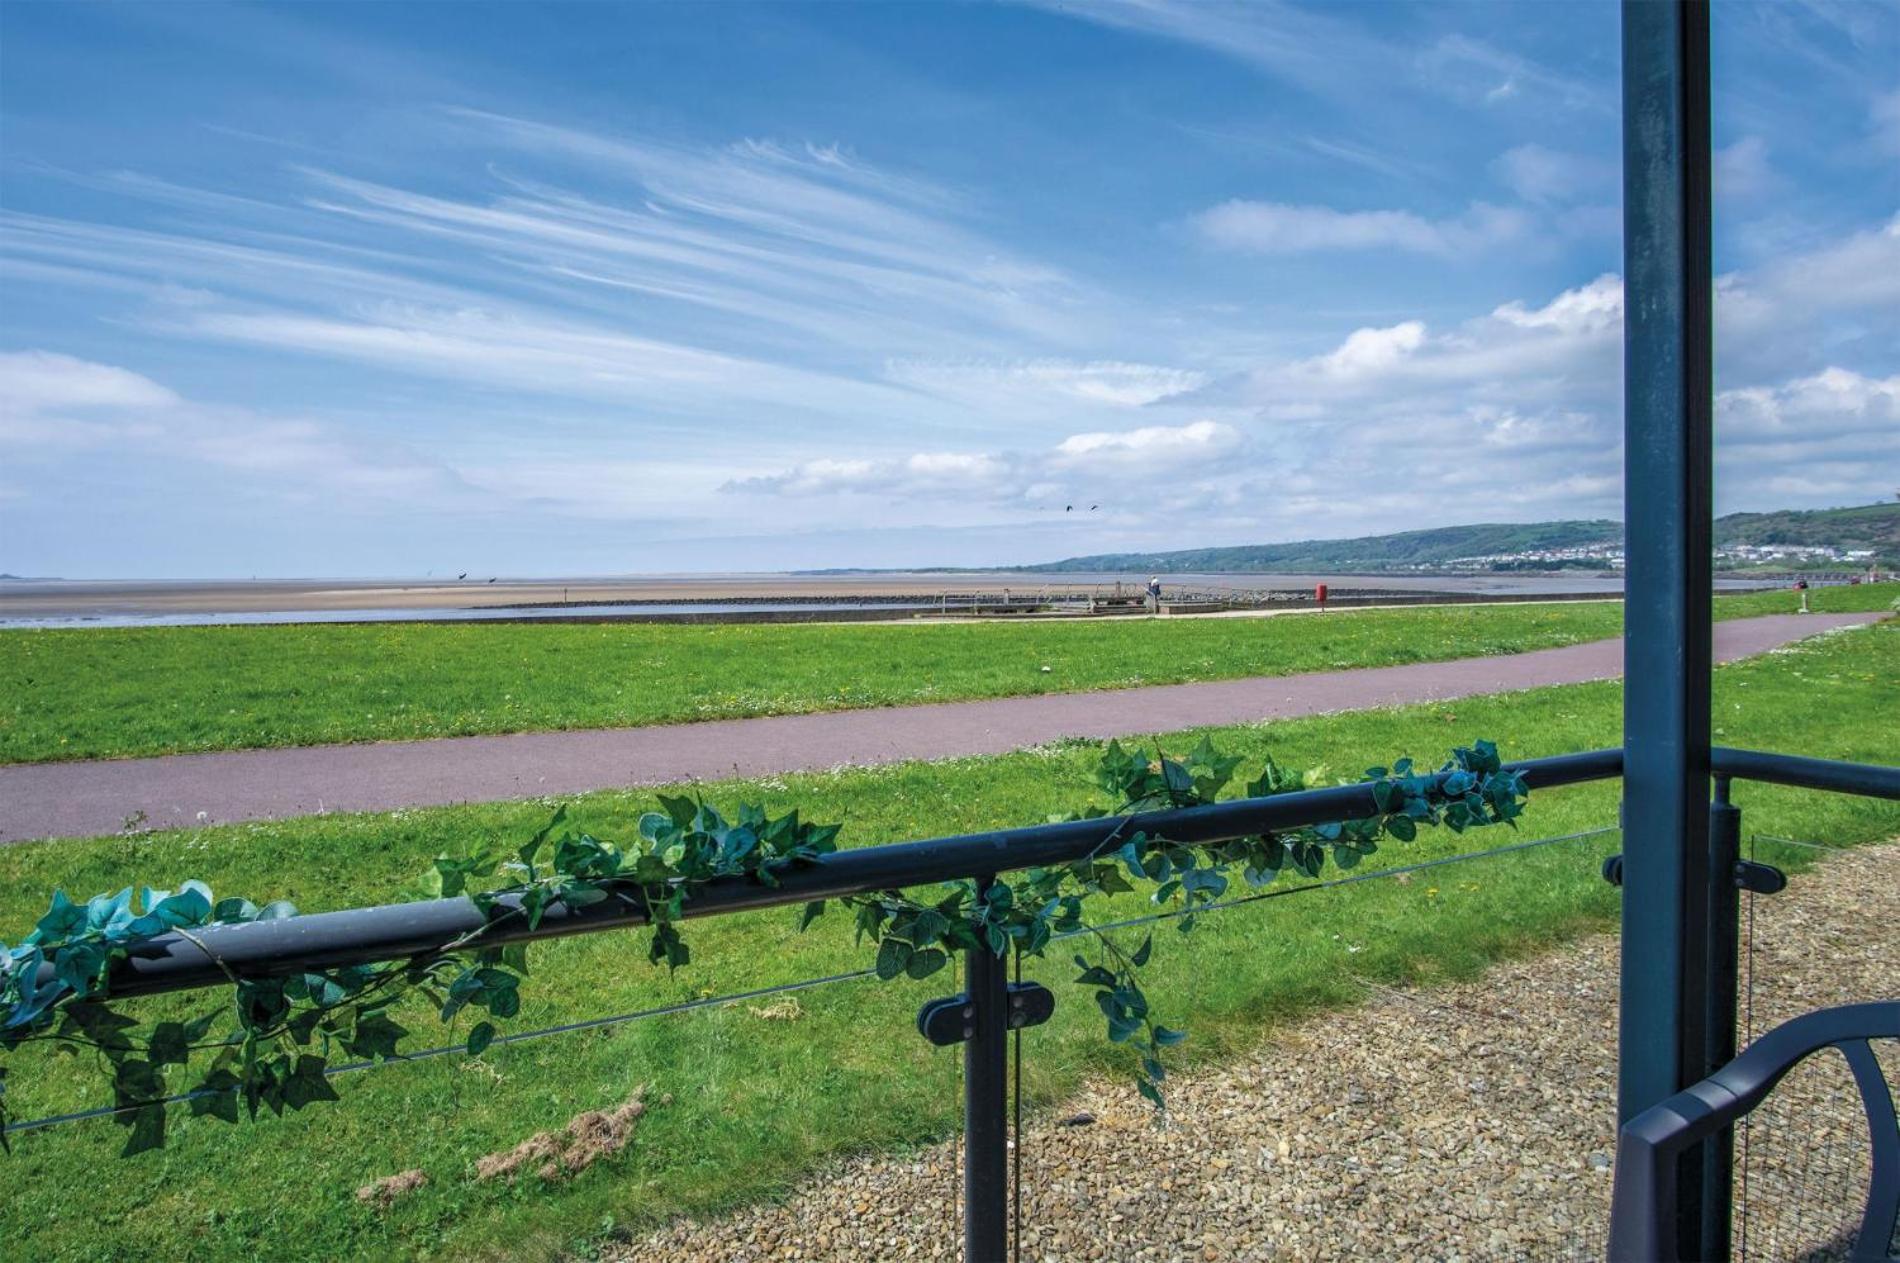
[0, 569, 1785, 629]
[0, 601, 939, 630]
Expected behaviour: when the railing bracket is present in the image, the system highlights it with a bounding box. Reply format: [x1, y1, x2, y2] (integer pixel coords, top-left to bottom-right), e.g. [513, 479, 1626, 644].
[1601, 854, 1785, 895]
[916, 981, 1055, 1046]
[1733, 860, 1786, 895]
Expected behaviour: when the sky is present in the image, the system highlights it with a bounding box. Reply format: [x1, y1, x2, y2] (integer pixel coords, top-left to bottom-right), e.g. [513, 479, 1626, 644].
[1, 1, 1897, 579]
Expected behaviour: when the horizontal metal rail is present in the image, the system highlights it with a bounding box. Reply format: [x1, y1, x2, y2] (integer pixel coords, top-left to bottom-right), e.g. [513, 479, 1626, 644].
[4, 822, 1624, 1140]
[27, 745, 1894, 1008]
[1713, 746, 1900, 800]
[54, 748, 1627, 1001]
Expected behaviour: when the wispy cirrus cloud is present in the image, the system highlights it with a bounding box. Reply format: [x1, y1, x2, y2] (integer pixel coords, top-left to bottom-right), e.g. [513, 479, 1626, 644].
[1030, 2, 1609, 115]
[1414, 34, 1610, 113]
[1, 110, 1121, 451]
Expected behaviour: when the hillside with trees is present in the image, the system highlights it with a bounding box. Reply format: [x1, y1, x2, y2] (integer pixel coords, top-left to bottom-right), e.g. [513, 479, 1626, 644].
[1020, 502, 1897, 574]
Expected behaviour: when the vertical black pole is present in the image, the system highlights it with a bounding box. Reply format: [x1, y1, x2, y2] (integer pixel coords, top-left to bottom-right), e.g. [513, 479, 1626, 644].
[964, 879, 1010, 1263]
[1620, 2, 1715, 1260]
[1703, 778, 1742, 1257]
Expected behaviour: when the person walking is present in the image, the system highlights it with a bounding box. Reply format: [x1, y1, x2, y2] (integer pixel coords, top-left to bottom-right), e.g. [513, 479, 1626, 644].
[1146, 575, 1162, 615]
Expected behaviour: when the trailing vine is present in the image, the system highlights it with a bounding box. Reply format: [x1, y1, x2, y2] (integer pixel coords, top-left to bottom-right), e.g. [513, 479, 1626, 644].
[0, 736, 1527, 1154]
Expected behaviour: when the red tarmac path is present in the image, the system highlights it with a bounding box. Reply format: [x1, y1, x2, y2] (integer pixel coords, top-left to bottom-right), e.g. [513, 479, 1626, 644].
[0, 613, 1876, 843]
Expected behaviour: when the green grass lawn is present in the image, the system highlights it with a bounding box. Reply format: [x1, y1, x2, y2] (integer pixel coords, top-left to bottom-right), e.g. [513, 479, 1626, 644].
[1, 583, 1892, 765]
[0, 619, 1894, 1262]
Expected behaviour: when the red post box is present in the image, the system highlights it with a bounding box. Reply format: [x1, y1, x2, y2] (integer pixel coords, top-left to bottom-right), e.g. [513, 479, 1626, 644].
[1315, 582, 1328, 609]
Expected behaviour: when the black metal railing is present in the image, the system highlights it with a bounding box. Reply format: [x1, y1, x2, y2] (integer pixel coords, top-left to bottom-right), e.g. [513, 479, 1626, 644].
[47, 748, 1625, 1001]
[1608, 1001, 1900, 1262]
[1605, 748, 1900, 1262]
[10, 742, 1898, 1260]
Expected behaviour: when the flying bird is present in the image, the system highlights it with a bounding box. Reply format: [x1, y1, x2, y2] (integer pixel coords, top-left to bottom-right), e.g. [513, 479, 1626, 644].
[1090, 504, 1099, 511]
[457, 573, 468, 580]
[1065, 504, 1073, 512]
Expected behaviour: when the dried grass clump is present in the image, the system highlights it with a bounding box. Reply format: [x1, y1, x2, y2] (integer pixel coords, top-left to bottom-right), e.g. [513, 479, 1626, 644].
[355, 1168, 428, 1208]
[474, 1087, 650, 1184]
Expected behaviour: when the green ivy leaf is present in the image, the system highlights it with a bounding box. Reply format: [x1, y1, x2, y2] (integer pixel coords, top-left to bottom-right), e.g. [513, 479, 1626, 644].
[118, 1103, 167, 1157]
[281, 1055, 339, 1110]
[874, 937, 913, 981]
[346, 1011, 408, 1061]
[904, 948, 948, 980]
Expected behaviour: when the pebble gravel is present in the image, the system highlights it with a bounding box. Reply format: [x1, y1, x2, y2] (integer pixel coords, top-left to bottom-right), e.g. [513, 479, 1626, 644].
[614, 841, 1899, 1261]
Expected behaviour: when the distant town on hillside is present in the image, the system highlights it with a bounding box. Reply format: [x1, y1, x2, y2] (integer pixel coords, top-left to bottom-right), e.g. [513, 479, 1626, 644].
[1015, 502, 1899, 576]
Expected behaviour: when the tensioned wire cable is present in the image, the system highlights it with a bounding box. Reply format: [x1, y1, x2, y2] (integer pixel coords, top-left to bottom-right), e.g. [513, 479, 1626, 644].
[3, 966, 875, 1137]
[1051, 825, 1617, 942]
[3, 824, 1617, 1139]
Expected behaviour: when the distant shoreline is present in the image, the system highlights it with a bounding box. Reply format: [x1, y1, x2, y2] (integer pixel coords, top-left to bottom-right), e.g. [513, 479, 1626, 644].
[0, 569, 1804, 629]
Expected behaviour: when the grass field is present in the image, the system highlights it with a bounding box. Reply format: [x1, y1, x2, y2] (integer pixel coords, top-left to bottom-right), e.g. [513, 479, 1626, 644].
[1, 583, 1892, 765]
[0, 619, 1893, 1261]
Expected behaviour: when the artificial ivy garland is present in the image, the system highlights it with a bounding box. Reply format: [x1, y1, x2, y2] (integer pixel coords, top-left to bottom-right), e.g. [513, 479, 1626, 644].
[0, 737, 1528, 1154]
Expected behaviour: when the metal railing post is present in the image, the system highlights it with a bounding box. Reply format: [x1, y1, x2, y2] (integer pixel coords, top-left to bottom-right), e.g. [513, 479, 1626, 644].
[1618, 2, 1714, 1257]
[1702, 775, 1742, 1258]
[964, 876, 1010, 1262]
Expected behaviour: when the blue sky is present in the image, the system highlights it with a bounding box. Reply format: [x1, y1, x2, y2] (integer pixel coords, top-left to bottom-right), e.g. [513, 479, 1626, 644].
[2, 1, 1896, 578]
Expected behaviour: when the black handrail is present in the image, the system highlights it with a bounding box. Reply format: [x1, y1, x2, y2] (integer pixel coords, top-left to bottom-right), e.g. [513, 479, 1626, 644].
[55, 747, 1628, 1001]
[1713, 746, 1900, 800]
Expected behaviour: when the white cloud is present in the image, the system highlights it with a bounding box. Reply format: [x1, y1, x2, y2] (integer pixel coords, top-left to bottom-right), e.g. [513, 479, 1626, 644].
[1052, 419, 1240, 469]
[727, 418, 1242, 503]
[0, 349, 466, 502]
[1720, 213, 1900, 349]
[1191, 199, 1529, 257]
[725, 450, 1012, 498]
[1719, 367, 1900, 443]
[885, 359, 1206, 409]
[1713, 367, 1900, 509]
[1235, 273, 1621, 403]
[1492, 274, 1623, 334]
[1315, 322, 1427, 378]
[0, 350, 177, 416]
[1491, 144, 1617, 205]
[1872, 88, 1900, 155]
[1714, 137, 1775, 200]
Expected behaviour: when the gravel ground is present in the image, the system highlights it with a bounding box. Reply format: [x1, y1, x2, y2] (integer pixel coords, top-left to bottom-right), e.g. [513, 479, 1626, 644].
[614, 841, 1899, 1262]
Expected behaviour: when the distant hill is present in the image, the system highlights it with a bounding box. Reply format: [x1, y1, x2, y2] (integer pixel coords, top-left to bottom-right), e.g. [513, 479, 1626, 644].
[1714, 503, 1899, 553]
[1019, 502, 1899, 574]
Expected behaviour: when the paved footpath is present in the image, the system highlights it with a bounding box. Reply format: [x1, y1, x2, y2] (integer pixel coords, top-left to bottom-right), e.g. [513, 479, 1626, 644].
[0, 613, 1876, 843]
